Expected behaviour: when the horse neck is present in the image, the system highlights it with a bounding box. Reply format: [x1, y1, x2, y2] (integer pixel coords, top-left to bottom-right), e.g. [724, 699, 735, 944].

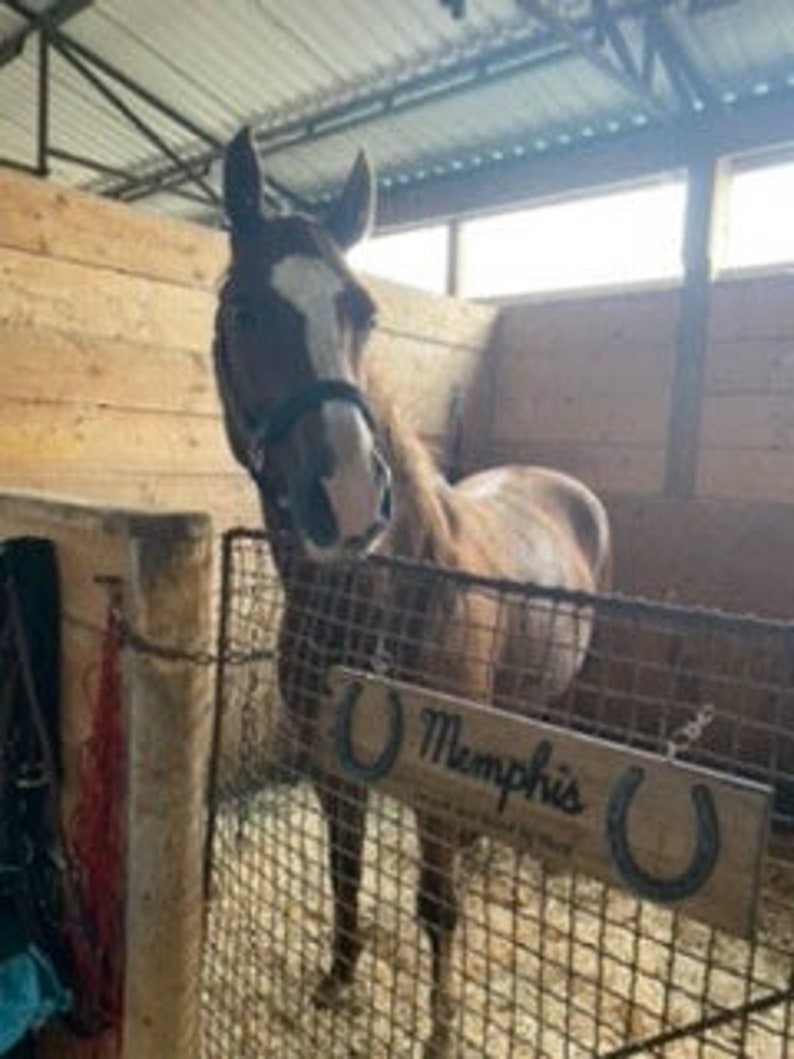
[368, 375, 457, 568]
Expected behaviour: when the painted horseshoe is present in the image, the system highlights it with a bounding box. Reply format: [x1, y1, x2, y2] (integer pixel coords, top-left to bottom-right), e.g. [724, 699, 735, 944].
[334, 682, 404, 783]
[605, 765, 720, 903]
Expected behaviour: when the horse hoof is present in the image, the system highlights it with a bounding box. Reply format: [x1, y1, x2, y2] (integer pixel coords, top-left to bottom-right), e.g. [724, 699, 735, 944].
[313, 972, 358, 1012]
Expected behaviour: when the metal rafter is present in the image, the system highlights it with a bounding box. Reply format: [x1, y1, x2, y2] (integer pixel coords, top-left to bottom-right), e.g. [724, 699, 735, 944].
[0, 0, 90, 66]
[48, 147, 215, 207]
[2, 0, 86, 174]
[517, 0, 673, 119]
[0, 153, 39, 173]
[94, 0, 666, 205]
[101, 33, 572, 203]
[3, 0, 221, 192]
[37, 27, 48, 174]
[48, 29, 222, 150]
[372, 92, 794, 230]
[593, 0, 642, 81]
[647, 6, 719, 109]
[519, 1, 723, 118]
[49, 35, 220, 206]
[0, 0, 746, 222]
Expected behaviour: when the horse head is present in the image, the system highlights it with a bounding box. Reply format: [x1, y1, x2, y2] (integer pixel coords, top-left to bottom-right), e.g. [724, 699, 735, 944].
[214, 127, 392, 562]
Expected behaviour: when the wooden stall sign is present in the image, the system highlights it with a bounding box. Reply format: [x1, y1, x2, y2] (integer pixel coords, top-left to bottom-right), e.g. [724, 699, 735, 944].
[318, 668, 772, 938]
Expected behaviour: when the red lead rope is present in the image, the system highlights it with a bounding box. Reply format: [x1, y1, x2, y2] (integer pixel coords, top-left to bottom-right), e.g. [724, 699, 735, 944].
[65, 599, 126, 1050]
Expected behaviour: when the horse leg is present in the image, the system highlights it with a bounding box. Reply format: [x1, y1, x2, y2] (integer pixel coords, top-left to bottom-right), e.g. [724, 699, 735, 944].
[313, 777, 368, 1008]
[416, 811, 460, 1058]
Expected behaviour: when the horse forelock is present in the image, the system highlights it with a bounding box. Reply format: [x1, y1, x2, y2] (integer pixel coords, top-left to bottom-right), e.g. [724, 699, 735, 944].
[222, 213, 364, 358]
[227, 212, 352, 282]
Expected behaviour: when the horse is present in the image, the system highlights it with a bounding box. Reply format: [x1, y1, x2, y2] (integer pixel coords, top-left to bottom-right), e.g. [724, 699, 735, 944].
[212, 127, 612, 1057]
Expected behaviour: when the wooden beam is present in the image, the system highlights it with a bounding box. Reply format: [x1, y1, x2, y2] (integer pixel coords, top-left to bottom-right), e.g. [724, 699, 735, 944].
[664, 152, 727, 496]
[123, 513, 213, 1059]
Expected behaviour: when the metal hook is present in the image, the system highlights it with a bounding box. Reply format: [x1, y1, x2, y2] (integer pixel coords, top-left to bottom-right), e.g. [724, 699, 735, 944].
[605, 765, 720, 903]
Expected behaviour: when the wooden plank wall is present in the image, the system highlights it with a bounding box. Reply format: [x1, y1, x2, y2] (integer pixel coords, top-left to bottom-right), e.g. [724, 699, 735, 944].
[479, 289, 677, 494]
[0, 169, 496, 533]
[485, 278, 794, 616]
[700, 275, 794, 503]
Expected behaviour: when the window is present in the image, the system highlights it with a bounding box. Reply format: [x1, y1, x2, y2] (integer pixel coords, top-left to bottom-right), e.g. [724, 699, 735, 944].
[460, 180, 687, 298]
[348, 158, 794, 299]
[722, 159, 794, 272]
[348, 225, 449, 294]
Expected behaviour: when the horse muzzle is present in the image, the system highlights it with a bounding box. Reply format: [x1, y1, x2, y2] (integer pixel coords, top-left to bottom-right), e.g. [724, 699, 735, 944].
[241, 378, 393, 562]
[296, 446, 393, 562]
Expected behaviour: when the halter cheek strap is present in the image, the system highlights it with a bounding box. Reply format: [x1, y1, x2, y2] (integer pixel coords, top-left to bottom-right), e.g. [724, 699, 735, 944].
[246, 378, 378, 475]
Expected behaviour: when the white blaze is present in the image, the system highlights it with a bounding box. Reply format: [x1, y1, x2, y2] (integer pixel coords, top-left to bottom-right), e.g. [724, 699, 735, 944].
[272, 254, 347, 379]
[271, 254, 385, 547]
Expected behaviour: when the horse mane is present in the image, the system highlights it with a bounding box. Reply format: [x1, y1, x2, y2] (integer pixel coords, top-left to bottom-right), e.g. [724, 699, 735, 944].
[364, 367, 460, 569]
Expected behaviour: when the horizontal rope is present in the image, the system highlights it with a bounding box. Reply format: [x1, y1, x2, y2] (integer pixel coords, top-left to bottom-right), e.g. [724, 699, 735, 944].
[600, 980, 794, 1058]
[63, 610, 273, 667]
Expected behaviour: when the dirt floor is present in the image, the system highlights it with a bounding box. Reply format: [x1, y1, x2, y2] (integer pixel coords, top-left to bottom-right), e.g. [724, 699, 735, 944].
[201, 786, 794, 1059]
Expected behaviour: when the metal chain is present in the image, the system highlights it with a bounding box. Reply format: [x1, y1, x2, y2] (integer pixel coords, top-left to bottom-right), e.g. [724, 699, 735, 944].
[116, 615, 213, 666]
[666, 701, 715, 760]
[63, 606, 272, 668]
[114, 611, 274, 668]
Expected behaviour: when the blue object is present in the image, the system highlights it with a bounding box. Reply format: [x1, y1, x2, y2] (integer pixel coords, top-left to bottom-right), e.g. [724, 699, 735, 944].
[0, 945, 71, 1054]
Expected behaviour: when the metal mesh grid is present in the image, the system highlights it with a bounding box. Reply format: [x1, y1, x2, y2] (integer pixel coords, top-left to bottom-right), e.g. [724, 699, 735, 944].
[202, 528, 794, 1058]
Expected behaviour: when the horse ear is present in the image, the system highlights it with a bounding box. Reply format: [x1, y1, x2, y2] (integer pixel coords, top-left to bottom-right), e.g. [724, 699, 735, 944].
[324, 150, 376, 250]
[223, 127, 262, 231]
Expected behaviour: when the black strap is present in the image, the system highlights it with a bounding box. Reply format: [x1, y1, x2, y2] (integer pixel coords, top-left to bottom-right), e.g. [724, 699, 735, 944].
[0, 541, 76, 1015]
[215, 318, 376, 470]
[251, 378, 376, 451]
[1, 541, 62, 924]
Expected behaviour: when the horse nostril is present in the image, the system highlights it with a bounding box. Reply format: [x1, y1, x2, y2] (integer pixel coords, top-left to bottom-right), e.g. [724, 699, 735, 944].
[373, 451, 393, 523]
[380, 482, 393, 523]
[302, 474, 339, 548]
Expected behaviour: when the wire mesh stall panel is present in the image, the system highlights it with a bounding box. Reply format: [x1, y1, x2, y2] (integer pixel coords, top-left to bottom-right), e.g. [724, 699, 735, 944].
[202, 528, 794, 1058]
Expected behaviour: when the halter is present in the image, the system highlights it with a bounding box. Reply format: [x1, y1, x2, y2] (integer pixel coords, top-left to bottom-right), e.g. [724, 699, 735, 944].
[246, 378, 378, 477]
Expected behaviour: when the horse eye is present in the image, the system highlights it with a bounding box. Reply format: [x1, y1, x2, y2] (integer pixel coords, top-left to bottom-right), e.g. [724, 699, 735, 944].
[340, 287, 377, 332]
[231, 305, 258, 331]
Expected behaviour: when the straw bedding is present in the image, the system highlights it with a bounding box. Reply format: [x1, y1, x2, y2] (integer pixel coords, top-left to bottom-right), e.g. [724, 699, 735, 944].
[202, 787, 793, 1058]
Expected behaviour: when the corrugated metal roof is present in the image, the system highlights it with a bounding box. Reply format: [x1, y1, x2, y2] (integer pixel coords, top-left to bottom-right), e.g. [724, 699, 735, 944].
[1, 0, 793, 226]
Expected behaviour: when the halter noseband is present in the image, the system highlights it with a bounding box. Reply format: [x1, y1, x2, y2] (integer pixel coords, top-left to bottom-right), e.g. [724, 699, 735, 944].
[246, 378, 378, 477]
